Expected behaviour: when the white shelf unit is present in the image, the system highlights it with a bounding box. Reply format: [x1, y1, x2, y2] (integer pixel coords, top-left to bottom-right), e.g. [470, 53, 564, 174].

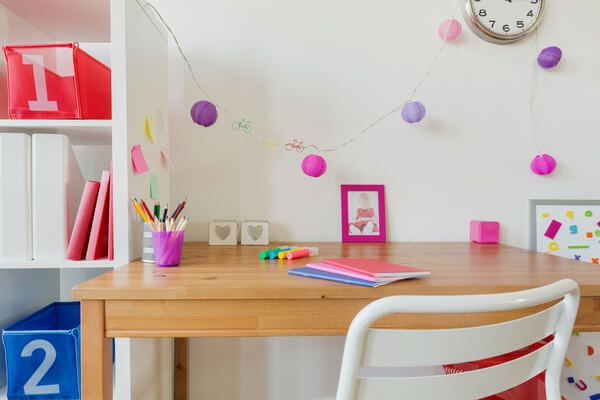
[0, 0, 171, 399]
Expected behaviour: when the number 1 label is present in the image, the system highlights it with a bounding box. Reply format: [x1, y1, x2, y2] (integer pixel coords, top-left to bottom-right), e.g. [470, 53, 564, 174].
[22, 54, 58, 112]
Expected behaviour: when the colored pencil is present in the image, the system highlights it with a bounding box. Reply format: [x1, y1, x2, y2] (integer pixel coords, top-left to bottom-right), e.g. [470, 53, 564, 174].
[154, 202, 160, 219]
[139, 198, 155, 222]
[172, 198, 187, 221]
[162, 204, 168, 223]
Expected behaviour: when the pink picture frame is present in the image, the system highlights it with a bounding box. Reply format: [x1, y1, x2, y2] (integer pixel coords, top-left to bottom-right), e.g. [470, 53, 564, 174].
[341, 185, 386, 242]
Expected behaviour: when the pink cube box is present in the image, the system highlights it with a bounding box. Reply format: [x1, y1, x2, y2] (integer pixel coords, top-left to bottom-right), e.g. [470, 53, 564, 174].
[470, 220, 499, 244]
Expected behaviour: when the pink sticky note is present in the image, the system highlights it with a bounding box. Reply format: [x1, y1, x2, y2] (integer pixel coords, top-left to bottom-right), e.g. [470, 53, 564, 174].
[131, 144, 148, 174]
[544, 219, 562, 240]
[160, 145, 173, 170]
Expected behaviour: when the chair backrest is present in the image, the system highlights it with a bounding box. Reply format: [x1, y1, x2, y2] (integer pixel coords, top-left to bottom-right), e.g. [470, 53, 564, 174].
[335, 279, 580, 400]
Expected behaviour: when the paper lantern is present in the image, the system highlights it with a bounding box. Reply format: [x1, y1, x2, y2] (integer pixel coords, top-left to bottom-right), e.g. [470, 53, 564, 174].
[302, 154, 327, 178]
[401, 101, 426, 124]
[438, 19, 462, 41]
[190, 100, 218, 127]
[537, 46, 562, 69]
[530, 154, 557, 175]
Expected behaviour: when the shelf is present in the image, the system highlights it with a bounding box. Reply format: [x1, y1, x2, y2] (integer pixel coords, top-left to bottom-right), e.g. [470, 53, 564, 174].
[1, 0, 110, 42]
[0, 259, 115, 270]
[0, 120, 112, 145]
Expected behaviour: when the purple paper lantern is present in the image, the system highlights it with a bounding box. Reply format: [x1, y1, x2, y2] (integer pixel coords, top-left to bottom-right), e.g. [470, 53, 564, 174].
[537, 46, 562, 69]
[401, 101, 426, 124]
[530, 154, 557, 175]
[438, 19, 462, 41]
[302, 154, 327, 178]
[190, 100, 218, 127]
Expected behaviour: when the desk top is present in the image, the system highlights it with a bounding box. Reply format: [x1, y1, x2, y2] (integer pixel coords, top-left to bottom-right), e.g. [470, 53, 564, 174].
[73, 242, 600, 300]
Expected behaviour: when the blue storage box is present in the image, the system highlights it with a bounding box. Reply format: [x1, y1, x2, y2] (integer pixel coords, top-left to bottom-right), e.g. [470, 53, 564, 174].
[2, 302, 81, 400]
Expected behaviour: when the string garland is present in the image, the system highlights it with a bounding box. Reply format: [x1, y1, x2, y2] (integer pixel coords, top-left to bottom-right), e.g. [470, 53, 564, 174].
[136, 0, 462, 155]
[137, 0, 561, 178]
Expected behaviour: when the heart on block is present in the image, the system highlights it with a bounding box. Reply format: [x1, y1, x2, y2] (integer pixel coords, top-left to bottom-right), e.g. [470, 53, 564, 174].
[215, 225, 231, 240]
[247, 225, 263, 241]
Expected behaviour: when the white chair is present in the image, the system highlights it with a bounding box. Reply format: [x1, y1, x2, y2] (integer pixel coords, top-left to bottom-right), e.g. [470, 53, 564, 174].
[330, 279, 579, 400]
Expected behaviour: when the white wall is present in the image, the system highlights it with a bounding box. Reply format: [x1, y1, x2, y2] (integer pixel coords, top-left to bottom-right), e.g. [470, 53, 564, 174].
[153, 0, 600, 398]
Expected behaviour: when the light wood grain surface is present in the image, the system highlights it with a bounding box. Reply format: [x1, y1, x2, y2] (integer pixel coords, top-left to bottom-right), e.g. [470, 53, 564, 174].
[73, 242, 600, 300]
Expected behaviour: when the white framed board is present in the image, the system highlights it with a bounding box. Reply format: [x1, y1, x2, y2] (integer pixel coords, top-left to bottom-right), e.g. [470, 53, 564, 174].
[530, 200, 600, 264]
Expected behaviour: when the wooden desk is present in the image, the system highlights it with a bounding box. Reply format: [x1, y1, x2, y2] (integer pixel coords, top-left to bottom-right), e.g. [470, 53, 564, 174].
[73, 242, 600, 400]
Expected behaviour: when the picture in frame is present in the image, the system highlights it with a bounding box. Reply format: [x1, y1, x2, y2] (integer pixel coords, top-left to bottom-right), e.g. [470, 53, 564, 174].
[341, 185, 386, 242]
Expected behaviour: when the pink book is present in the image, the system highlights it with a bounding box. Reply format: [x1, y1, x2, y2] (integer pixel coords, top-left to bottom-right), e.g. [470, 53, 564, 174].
[108, 162, 114, 261]
[307, 263, 377, 282]
[321, 259, 430, 278]
[85, 170, 110, 260]
[66, 181, 100, 260]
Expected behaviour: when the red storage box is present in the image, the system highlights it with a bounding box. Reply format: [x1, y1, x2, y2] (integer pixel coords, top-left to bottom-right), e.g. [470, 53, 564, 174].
[3, 42, 111, 119]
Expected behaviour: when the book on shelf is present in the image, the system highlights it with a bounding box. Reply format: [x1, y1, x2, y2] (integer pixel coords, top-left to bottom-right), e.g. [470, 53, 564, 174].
[0, 133, 31, 261]
[66, 181, 100, 261]
[108, 162, 114, 261]
[32, 134, 85, 260]
[85, 170, 110, 260]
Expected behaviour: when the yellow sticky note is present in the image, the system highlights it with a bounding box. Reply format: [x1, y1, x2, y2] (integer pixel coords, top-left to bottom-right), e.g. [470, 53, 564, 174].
[150, 173, 159, 200]
[145, 114, 156, 143]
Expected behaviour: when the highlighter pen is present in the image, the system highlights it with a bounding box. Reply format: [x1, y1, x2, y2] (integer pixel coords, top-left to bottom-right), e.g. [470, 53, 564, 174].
[260, 246, 288, 260]
[286, 247, 319, 260]
[269, 247, 291, 260]
[278, 248, 302, 260]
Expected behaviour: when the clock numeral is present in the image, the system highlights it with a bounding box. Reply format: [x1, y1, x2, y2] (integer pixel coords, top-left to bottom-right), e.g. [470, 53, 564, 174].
[503, 24, 510, 32]
[489, 20, 496, 28]
[516, 20, 525, 28]
[527, 10, 534, 17]
[478, 9, 487, 17]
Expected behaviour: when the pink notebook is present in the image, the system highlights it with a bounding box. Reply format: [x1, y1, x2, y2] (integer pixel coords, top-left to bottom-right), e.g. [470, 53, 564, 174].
[321, 259, 430, 278]
[108, 162, 114, 261]
[66, 181, 100, 260]
[85, 170, 110, 260]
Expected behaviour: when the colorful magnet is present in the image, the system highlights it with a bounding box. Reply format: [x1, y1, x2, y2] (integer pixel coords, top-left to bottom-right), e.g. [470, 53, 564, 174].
[565, 357, 573, 367]
[588, 345, 595, 356]
[545, 220, 562, 239]
[566, 211, 574, 220]
[575, 380, 587, 391]
[588, 232, 594, 238]
[586, 210, 593, 217]
[570, 225, 578, 234]
[592, 258, 599, 264]
[574, 255, 582, 261]
[568, 377, 575, 383]
[548, 242, 560, 251]
[541, 212, 549, 218]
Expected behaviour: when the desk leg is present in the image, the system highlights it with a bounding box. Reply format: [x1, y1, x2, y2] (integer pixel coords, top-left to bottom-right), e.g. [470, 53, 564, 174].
[81, 300, 113, 400]
[174, 338, 189, 400]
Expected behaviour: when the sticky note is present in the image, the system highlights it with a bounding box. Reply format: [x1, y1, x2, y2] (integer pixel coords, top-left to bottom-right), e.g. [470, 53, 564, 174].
[131, 144, 148, 174]
[544, 220, 562, 240]
[150, 173, 159, 200]
[160, 145, 173, 169]
[145, 114, 156, 143]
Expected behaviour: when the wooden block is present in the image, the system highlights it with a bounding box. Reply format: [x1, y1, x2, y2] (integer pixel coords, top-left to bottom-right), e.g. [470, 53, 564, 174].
[241, 220, 269, 245]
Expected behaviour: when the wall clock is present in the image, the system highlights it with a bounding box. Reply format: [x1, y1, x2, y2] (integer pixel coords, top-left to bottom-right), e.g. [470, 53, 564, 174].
[463, 0, 544, 44]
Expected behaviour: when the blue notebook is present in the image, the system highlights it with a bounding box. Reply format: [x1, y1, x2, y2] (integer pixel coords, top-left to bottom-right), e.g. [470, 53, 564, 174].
[288, 267, 376, 287]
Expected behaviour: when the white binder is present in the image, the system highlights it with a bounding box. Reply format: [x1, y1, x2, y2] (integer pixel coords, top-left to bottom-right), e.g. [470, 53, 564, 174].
[32, 134, 85, 260]
[0, 133, 31, 261]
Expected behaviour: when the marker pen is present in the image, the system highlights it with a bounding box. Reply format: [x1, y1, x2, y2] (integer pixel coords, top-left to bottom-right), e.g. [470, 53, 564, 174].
[277, 248, 302, 260]
[260, 246, 289, 259]
[269, 247, 291, 259]
[286, 247, 319, 260]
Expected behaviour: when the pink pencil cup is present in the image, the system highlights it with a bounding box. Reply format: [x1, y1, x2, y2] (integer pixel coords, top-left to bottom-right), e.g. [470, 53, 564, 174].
[470, 220, 499, 244]
[152, 230, 184, 267]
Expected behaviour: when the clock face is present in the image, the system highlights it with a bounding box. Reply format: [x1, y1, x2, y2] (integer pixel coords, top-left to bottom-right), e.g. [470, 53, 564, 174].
[467, 0, 544, 43]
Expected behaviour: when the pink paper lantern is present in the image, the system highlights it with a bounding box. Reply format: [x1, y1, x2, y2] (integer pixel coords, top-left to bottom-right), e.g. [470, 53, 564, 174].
[302, 154, 327, 178]
[530, 154, 557, 175]
[438, 19, 462, 41]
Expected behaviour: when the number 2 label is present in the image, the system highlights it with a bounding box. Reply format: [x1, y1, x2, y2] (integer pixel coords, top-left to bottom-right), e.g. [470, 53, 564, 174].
[20, 339, 60, 395]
